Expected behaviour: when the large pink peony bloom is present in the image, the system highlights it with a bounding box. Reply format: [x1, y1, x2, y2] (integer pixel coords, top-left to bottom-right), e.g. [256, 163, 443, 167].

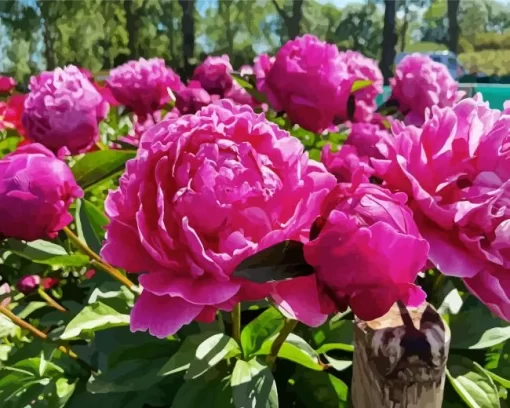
[192, 55, 233, 97]
[390, 53, 464, 126]
[304, 182, 429, 321]
[0, 76, 16, 93]
[0, 144, 83, 241]
[22, 66, 108, 154]
[107, 58, 184, 117]
[262, 34, 355, 133]
[101, 100, 336, 337]
[373, 95, 510, 320]
[338, 51, 383, 122]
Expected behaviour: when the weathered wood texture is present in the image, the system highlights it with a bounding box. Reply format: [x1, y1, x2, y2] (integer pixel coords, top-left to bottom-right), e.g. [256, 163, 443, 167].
[350, 303, 450, 408]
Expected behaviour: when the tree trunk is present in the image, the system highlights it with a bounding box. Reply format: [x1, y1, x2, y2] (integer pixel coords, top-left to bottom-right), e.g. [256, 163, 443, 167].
[380, 0, 397, 84]
[448, 0, 460, 53]
[400, 3, 409, 53]
[178, 0, 196, 78]
[38, 1, 56, 70]
[287, 0, 303, 40]
[350, 303, 450, 408]
[124, 0, 140, 59]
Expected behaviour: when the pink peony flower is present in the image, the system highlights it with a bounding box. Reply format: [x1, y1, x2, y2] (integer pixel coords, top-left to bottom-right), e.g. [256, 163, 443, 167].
[0, 283, 10, 306]
[253, 54, 274, 91]
[17, 275, 41, 295]
[101, 99, 336, 337]
[192, 55, 233, 97]
[304, 182, 429, 321]
[322, 144, 374, 184]
[0, 76, 16, 94]
[22, 66, 108, 154]
[337, 51, 383, 122]
[42, 277, 60, 290]
[390, 53, 464, 126]
[262, 34, 354, 133]
[0, 143, 83, 241]
[373, 95, 510, 320]
[2, 94, 26, 135]
[175, 81, 216, 114]
[107, 58, 184, 117]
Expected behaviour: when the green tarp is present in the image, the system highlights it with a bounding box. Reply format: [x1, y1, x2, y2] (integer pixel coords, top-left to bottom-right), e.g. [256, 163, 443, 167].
[376, 84, 510, 110]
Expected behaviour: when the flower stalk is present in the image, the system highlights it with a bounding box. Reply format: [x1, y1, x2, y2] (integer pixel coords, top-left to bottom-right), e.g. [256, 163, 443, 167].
[231, 302, 242, 349]
[63, 226, 136, 291]
[267, 318, 298, 367]
[38, 287, 67, 312]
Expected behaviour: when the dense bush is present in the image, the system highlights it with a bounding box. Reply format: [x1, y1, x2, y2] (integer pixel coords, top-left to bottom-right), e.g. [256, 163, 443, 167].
[1, 40, 510, 408]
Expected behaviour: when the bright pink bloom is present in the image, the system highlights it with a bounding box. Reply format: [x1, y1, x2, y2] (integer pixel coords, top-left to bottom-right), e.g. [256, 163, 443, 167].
[390, 54, 464, 126]
[22, 66, 108, 154]
[0, 283, 10, 306]
[192, 55, 233, 97]
[337, 51, 383, 122]
[322, 144, 374, 184]
[175, 81, 215, 114]
[373, 95, 510, 320]
[0, 144, 83, 241]
[0, 76, 16, 93]
[17, 275, 41, 295]
[262, 35, 354, 133]
[101, 100, 336, 337]
[304, 182, 429, 321]
[107, 58, 183, 116]
[253, 54, 274, 91]
[3, 94, 26, 135]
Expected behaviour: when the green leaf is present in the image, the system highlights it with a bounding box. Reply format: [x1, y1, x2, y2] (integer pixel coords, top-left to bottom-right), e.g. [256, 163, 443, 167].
[490, 341, 510, 382]
[0, 137, 19, 156]
[351, 79, 373, 93]
[75, 199, 108, 254]
[231, 358, 278, 408]
[0, 314, 18, 338]
[185, 333, 241, 379]
[449, 297, 510, 349]
[292, 368, 348, 408]
[60, 302, 130, 340]
[485, 369, 510, 389]
[323, 354, 352, 371]
[241, 307, 284, 358]
[232, 240, 313, 284]
[312, 311, 354, 349]
[256, 333, 323, 371]
[446, 355, 499, 408]
[424, 0, 447, 20]
[71, 150, 136, 190]
[231, 73, 267, 104]
[159, 332, 217, 377]
[172, 371, 233, 408]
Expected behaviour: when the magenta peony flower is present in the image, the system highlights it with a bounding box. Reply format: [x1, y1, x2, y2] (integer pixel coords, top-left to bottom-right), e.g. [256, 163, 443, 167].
[322, 144, 374, 184]
[373, 95, 510, 320]
[337, 51, 383, 122]
[101, 99, 336, 337]
[390, 54, 464, 126]
[107, 58, 183, 116]
[22, 66, 108, 154]
[262, 35, 354, 133]
[192, 55, 233, 97]
[304, 182, 429, 321]
[17, 275, 41, 295]
[0, 75, 16, 93]
[0, 144, 83, 241]
[0, 283, 10, 306]
[175, 81, 216, 114]
[42, 277, 60, 290]
[253, 54, 274, 91]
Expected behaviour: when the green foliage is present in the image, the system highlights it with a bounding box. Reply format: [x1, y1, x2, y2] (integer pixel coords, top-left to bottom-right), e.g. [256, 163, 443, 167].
[231, 358, 278, 408]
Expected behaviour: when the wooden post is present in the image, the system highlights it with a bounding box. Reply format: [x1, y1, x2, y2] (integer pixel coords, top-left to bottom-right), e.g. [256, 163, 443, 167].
[350, 303, 450, 408]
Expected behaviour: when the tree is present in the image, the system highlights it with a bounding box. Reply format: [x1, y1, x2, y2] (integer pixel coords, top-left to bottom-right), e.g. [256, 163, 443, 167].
[448, 0, 460, 53]
[271, 0, 303, 40]
[179, 0, 196, 77]
[380, 0, 397, 82]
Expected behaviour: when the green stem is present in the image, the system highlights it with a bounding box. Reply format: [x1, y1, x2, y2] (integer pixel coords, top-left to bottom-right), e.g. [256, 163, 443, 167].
[63, 227, 137, 291]
[38, 288, 67, 313]
[267, 318, 298, 367]
[231, 303, 242, 348]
